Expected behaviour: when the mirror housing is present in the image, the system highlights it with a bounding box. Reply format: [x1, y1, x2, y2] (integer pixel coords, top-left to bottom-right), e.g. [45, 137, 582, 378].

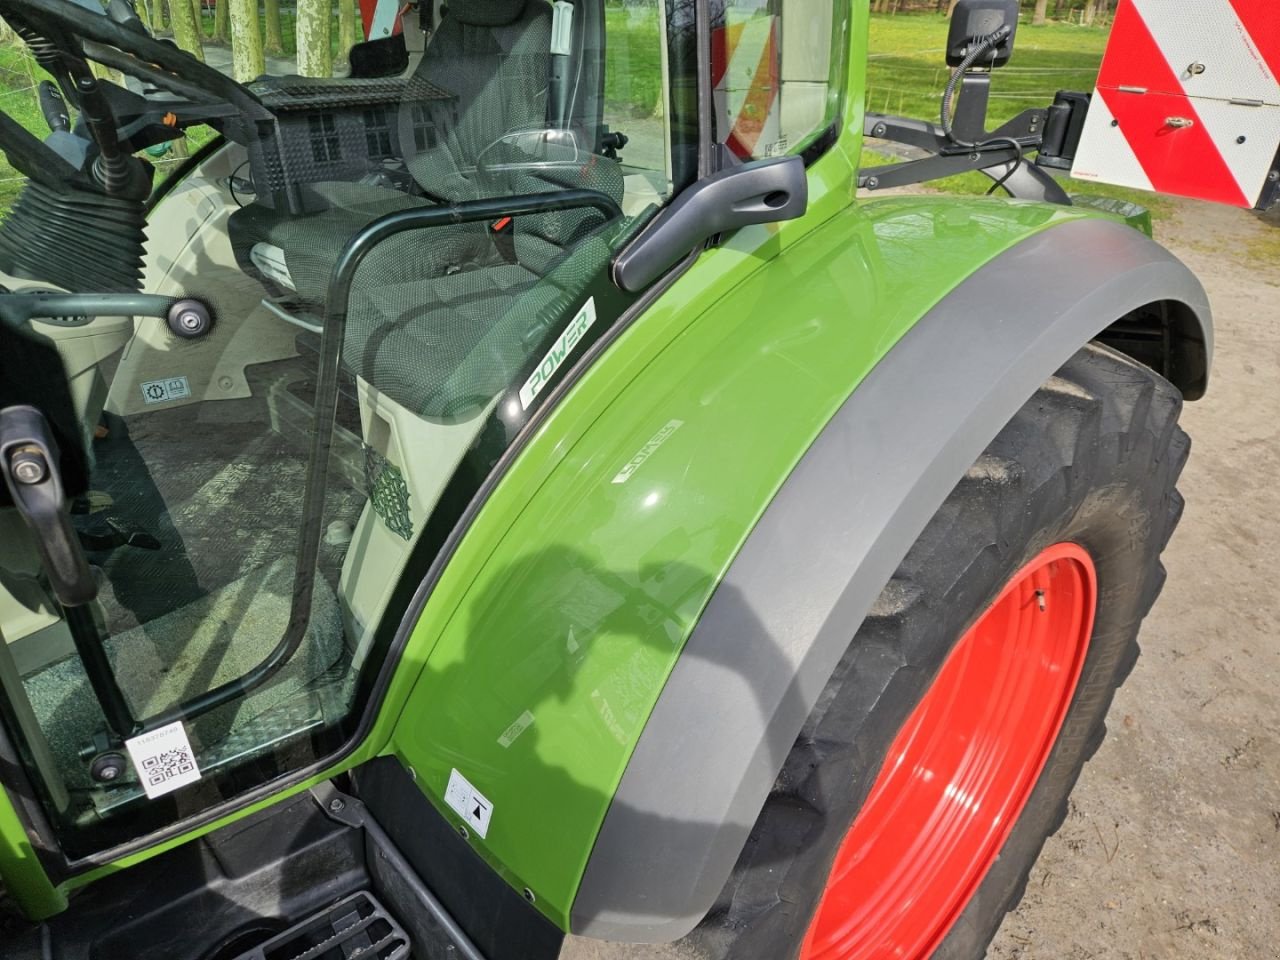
[613, 156, 808, 293]
[946, 0, 1019, 68]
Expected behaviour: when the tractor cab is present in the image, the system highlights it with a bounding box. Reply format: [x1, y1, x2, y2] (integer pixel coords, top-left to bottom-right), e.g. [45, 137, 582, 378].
[0, 0, 836, 887]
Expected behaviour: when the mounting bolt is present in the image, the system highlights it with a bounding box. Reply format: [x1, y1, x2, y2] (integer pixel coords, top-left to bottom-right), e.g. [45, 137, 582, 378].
[872, 123, 887, 138]
[1238, 135, 1248, 144]
[1035, 589, 1047, 612]
[457, 823, 470, 840]
[522, 888, 537, 904]
[1110, 119, 1120, 127]
[328, 797, 345, 813]
[89, 751, 128, 783]
[8, 446, 47, 485]
[866, 176, 879, 189]
[167, 298, 213, 340]
[1269, 170, 1279, 183]
[1188, 62, 1206, 76]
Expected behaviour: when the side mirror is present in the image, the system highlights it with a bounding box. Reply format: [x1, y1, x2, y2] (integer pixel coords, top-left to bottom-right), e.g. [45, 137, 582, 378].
[613, 156, 807, 293]
[947, 0, 1019, 68]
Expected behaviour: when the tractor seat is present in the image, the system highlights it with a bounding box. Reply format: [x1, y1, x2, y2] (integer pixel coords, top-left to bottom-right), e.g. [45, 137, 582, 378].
[228, 0, 555, 303]
[340, 227, 615, 419]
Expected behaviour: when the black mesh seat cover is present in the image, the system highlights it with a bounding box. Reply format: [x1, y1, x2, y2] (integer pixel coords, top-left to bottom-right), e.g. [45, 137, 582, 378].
[345, 229, 614, 419]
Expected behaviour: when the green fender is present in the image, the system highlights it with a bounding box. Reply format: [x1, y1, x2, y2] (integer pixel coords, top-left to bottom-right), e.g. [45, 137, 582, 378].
[382, 189, 1109, 930]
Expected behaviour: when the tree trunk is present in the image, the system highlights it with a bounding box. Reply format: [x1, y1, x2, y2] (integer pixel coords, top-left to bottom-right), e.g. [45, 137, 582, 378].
[192, 0, 205, 34]
[1084, 0, 1097, 25]
[296, 0, 333, 77]
[213, 0, 230, 42]
[150, 0, 167, 31]
[229, 0, 265, 80]
[946, 0, 961, 16]
[263, 0, 285, 56]
[338, 0, 359, 70]
[1033, 0, 1048, 25]
[169, 0, 206, 62]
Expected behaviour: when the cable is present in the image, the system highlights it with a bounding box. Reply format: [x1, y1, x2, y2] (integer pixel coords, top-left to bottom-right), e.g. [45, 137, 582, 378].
[226, 159, 252, 208]
[940, 25, 1011, 147]
[937, 25, 1025, 198]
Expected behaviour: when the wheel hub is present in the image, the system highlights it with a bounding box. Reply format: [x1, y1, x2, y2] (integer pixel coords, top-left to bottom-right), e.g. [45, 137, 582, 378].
[801, 542, 1098, 960]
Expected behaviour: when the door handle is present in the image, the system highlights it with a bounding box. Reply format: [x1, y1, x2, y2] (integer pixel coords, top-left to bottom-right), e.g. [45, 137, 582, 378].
[0, 405, 97, 606]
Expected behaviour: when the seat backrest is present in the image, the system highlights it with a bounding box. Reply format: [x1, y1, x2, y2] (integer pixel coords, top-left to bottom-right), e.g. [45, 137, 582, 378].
[405, 0, 553, 200]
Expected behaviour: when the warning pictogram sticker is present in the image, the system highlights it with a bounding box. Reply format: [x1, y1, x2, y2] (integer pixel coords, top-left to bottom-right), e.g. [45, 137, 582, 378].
[1072, 0, 1280, 209]
[445, 768, 494, 839]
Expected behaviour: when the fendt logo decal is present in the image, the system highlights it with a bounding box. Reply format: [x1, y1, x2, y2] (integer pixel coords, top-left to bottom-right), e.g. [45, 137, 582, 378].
[612, 419, 685, 484]
[519, 297, 598, 410]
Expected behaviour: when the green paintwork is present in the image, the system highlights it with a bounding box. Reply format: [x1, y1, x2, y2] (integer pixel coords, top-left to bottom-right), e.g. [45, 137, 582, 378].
[0, 0, 1121, 925]
[0, 793, 65, 919]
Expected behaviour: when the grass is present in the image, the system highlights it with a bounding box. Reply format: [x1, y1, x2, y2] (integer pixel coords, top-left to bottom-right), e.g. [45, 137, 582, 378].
[863, 12, 1175, 218]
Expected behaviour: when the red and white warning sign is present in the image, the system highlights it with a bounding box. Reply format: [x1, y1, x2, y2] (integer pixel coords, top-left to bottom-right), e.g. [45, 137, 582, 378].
[712, 10, 783, 159]
[1072, 0, 1280, 209]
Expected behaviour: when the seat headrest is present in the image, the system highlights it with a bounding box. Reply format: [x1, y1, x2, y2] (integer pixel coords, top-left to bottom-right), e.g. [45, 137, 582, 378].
[450, 0, 529, 27]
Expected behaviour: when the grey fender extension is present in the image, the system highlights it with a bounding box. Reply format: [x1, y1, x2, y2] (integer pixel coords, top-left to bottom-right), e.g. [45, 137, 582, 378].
[570, 217, 1212, 942]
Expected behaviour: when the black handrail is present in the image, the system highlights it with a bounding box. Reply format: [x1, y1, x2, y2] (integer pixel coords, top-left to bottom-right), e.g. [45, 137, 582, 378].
[138, 188, 622, 734]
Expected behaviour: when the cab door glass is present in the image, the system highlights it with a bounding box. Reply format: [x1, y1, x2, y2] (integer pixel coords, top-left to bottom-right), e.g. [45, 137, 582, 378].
[0, 0, 686, 856]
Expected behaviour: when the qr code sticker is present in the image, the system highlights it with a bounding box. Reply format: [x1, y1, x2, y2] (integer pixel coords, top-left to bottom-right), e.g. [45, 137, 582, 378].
[125, 721, 203, 798]
[142, 749, 196, 786]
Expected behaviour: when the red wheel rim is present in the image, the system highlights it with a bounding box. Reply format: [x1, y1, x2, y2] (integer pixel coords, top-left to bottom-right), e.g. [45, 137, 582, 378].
[800, 543, 1097, 960]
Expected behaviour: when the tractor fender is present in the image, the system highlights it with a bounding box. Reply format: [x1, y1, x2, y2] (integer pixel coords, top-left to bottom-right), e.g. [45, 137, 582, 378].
[570, 216, 1211, 942]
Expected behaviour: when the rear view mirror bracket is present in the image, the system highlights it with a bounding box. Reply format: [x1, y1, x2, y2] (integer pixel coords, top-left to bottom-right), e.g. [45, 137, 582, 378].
[612, 156, 808, 294]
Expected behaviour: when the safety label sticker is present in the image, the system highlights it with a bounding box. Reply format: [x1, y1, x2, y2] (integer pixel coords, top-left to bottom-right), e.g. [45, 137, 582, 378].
[497, 710, 535, 749]
[445, 768, 494, 838]
[125, 720, 202, 799]
[140, 376, 191, 405]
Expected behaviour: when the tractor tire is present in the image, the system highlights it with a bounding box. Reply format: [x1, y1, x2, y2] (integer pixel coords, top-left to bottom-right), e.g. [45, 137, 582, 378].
[680, 341, 1190, 959]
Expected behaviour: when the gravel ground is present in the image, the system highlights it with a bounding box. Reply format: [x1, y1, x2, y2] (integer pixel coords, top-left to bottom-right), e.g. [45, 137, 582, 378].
[989, 198, 1280, 960]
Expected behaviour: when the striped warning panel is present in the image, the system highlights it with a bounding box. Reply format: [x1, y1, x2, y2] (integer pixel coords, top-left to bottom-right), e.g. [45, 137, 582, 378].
[1072, 0, 1280, 209]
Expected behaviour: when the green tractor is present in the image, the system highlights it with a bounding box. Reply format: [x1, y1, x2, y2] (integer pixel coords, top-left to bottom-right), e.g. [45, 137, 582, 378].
[0, 0, 1227, 956]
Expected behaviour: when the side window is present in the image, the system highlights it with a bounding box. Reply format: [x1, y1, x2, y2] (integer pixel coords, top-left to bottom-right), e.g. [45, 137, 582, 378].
[711, 0, 846, 160]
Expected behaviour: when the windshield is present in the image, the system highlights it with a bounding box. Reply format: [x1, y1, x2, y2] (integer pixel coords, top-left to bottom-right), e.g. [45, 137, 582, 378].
[0, 0, 689, 856]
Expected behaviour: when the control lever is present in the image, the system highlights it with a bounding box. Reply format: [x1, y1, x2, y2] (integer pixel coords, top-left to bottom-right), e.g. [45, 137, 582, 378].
[0, 405, 96, 606]
[37, 81, 70, 133]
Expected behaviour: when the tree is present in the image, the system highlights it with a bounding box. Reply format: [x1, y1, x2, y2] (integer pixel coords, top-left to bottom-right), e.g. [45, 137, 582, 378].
[229, 0, 264, 79]
[169, 0, 205, 62]
[213, 0, 230, 43]
[1033, 0, 1048, 24]
[150, 0, 166, 32]
[338, 0, 360, 71]
[296, 0, 333, 77]
[263, 0, 285, 57]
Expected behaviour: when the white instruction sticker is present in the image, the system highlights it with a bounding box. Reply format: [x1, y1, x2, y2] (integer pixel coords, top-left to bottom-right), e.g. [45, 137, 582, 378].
[444, 768, 494, 838]
[125, 720, 202, 799]
[140, 376, 191, 405]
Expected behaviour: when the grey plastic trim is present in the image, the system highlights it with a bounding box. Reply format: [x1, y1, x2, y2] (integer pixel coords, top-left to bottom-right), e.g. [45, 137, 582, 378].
[612, 156, 808, 293]
[571, 217, 1212, 942]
